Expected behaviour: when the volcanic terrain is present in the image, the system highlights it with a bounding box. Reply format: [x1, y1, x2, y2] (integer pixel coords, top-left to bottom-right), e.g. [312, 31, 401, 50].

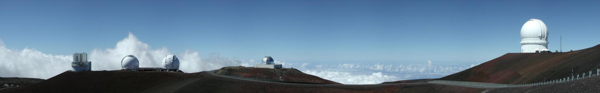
[4, 44, 600, 93]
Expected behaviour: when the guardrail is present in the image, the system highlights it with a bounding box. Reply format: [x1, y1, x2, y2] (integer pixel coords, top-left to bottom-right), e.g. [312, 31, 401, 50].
[429, 68, 600, 88]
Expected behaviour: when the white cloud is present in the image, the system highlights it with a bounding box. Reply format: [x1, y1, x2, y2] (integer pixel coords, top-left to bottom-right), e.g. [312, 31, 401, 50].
[302, 70, 398, 84]
[89, 33, 172, 70]
[0, 39, 71, 79]
[90, 33, 241, 72]
[286, 61, 479, 84]
[0, 33, 241, 79]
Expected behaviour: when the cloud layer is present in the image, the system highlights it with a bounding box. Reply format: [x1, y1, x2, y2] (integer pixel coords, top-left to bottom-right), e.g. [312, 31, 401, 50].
[302, 70, 398, 84]
[283, 61, 478, 84]
[0, 33, 240, 79]
[0, 39, 71, 79]
[89, 33, 240, 72]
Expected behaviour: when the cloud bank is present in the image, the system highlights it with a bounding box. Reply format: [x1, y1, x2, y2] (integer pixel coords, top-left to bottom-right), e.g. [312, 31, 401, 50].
[284, 61, 477, 84]
[0, 33, 240, 79]
[0, 39, 71, 79]
[89, 33, 240, 72]
[303, 70, 398, 84]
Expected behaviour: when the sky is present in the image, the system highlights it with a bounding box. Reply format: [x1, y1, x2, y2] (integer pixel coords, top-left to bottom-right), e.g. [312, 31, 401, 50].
[1, 0, 600, 63]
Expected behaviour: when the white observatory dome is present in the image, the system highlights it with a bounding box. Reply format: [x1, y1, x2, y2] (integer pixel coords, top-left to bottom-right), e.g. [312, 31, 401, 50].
[263, 56, 274, 64]
[520, 19, 549, 53]
[163, 55, 180, 70]
[121, 55, 139, 70]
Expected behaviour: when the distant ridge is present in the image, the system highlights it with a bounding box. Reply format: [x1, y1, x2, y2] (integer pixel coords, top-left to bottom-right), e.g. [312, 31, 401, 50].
[214, 66, 340, 84]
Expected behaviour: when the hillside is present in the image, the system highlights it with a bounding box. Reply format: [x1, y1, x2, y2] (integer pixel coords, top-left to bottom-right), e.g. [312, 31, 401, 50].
[1, 69, 485, 93]
[215, 66, 340, 84]
[441, 44, 600, 84]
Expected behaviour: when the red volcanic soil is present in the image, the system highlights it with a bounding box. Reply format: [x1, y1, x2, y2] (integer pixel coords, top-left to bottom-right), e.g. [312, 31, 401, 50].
[1, 69, 485, 93]
[441, 44, 600, 84]
[215, 66, 339, 84]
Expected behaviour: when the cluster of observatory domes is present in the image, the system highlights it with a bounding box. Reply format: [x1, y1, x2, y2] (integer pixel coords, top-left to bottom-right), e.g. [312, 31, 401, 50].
[520, 18, 549, 53]
[120, 55, 180, 71]
[75, 19, 547, 73]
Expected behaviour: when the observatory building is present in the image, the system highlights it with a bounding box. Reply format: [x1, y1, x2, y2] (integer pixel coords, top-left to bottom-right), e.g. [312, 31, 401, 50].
[121, 55, 140, 70]
[119, 54, 182, 72]
[162, 55, 180, 71]
[72, 53, 91, 72]
[521, 19, 549, 53]
[254, 56, 282, 69]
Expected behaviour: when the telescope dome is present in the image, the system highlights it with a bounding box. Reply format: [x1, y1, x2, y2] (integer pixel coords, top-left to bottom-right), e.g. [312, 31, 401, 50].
[520, 18, 549, 53]
[263, 56, 274, 64]
[521, 19, 548, 39]
[121, 55, 139, 70]
[163, 55, 180, 70]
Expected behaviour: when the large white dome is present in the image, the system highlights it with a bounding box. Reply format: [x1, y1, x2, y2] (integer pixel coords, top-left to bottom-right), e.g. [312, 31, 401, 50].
[520, 19, 549, 53]
[121, 55, 139, 70]
[521, 19, 548, 39]
[163, 55, 179, 70]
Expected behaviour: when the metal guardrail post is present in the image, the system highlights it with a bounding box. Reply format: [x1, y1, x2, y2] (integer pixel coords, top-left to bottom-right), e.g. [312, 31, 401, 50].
[590, 71, 592, 77]
[570, 77, 572, 81]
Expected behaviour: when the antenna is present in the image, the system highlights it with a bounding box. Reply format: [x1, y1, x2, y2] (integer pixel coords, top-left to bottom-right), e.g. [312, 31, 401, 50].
[560, 36, 562, 52]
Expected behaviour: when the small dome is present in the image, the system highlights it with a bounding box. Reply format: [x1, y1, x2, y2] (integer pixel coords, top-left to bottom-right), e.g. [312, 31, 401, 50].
[121, 55, 139, 70]
[163, 55, 180, 70]
[521, 19, 548, 40]
[263, 56, 274, 64]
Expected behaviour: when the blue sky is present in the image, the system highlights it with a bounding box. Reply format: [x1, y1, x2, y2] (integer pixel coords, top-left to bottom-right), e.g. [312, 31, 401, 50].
[0, 0, 599, 63]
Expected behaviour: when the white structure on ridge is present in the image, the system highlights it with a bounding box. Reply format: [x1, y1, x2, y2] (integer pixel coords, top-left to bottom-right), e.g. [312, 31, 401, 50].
[254, 56, 282, 69]
[72, 53, 91, 72]
[520, 18, 549, 53]
[121, 55, 139, 70]
[163, 55, 180, 71]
